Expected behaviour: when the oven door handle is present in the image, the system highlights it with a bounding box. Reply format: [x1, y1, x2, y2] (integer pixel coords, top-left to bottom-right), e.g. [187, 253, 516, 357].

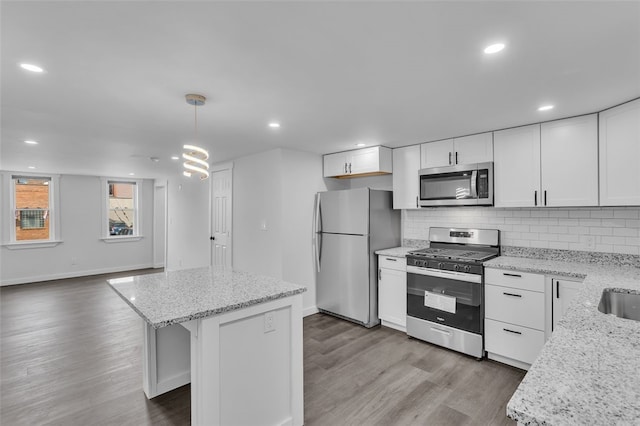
[407, 265, 482, 284]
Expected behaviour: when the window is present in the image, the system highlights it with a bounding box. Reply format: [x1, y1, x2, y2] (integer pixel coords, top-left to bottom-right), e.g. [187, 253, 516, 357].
[13, 176, 52, 241]
[2, 173, 61, 248]
[102, 179, 140, 239]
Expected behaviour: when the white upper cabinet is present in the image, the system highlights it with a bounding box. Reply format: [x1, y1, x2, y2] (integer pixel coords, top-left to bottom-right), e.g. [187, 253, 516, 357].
[599, 99, 640, 206]
[392, 145, 421, 209]
[494, 125, 542, 208]
[323, 146, 392, 178]
[420, 132, 493, 168]
[420, 139, 453, 168]
[454, 132, 494, 165]
[541, 114, 599, 207]
[494, 115, 598, 208]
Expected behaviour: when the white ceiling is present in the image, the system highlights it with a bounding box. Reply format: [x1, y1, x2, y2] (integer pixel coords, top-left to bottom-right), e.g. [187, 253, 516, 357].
[2, 1, 639, 179]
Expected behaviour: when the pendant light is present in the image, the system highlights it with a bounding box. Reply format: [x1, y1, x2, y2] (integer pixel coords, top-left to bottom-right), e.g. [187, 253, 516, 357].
[183, 94, 210, 180]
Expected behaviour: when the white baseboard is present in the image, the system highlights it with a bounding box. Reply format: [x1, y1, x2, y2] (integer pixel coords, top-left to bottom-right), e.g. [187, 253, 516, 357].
[0, 263, 158, 286]
[303, 306, 319, 317]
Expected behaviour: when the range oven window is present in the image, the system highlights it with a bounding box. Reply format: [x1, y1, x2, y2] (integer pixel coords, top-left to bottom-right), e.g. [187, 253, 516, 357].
[420, 171, 474, 200]
[407, 272, 482, 334]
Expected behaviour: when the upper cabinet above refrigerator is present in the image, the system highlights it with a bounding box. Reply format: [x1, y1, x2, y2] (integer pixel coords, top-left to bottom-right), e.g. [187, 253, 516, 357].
[323, 146, 392, 178]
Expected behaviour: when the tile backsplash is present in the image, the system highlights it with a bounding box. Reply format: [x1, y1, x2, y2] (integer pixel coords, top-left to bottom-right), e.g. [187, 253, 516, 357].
[404, 207, 640, 255]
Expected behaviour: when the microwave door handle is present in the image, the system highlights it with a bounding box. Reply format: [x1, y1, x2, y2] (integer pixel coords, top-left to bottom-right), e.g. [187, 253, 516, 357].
[470, 170, 478, 198]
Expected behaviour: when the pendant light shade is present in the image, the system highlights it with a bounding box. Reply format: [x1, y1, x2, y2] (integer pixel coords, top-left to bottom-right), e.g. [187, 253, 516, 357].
[182, 94, 210, 180]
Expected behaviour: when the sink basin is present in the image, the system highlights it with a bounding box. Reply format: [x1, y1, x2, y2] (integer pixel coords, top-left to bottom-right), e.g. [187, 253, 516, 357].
[598, 289, 640, 321]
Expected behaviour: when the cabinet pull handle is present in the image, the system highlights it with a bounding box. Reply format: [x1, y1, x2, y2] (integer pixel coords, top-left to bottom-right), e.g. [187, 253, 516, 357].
[385, 257, 397, 261]
[448, 152, 452, 165]
[534, 190, 537, 206]
[378, 269, 381, 280]
[455, 151, 458, 164]
[349, 163, 352, 174]
[416, 196, 419, 208]
[344, 163, 348, 174]
[544, 190, 547, 206]
[556, 280, 560, 299]
[503, 292, 522, 298]
[503, 328, 522, 335]
[503, 273, 522, 278]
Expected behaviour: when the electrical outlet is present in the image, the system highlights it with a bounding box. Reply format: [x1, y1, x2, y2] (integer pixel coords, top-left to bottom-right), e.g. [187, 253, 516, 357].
[264, 311, 275, 333]
[584, 236, 596, 250]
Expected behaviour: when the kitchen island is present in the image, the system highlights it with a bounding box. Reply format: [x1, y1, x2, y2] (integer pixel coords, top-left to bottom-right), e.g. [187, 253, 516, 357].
[108, 266, 306, 426]
[484, 256, 640, 425]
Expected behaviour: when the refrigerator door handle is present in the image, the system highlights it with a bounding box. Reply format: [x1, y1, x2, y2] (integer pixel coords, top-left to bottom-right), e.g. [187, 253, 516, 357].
[313, 193, 322, 272]
[316, 233, 322, 272]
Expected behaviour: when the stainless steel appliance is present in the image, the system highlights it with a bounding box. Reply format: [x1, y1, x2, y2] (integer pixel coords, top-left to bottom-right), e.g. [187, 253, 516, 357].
[406, 227, 500, 358]
[419, 162, 494, 207]
[314, 188, 401, 328]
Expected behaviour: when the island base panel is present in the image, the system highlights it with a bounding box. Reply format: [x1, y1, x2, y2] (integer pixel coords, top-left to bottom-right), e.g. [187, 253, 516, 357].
[184, 294, 304, 426]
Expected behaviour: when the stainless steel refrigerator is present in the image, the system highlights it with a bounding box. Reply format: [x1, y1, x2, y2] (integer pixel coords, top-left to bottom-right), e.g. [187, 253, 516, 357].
[313, 188, 401, 328]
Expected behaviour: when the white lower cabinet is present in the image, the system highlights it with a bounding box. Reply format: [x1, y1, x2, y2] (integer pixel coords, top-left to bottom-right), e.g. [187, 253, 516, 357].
[484, 268, 548, 370]
[378, 255, 407, 332]
[550, 276, 584, 330]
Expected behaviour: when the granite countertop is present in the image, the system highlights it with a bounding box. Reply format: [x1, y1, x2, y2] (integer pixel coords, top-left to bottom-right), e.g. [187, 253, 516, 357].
[108, 266, 307, 329]
[375, 246, 415, 258]
[485, 256, 640, 425]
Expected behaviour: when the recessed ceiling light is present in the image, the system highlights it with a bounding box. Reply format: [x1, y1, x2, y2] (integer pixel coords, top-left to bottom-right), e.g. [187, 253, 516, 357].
[538, 105, 555, 111]
[20, 63, 44, 73]
[24, 140, 39, 145]
[356, 143, 366, 147]
[128, 173, 135, 176]
[268, 122, 281, 128]
[484, 43, 505, 54]
[171, 156, 180, 160]
[28, 166, 36, 169]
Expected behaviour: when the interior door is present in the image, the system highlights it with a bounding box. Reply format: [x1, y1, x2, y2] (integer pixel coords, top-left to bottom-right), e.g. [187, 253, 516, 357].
[211, 168, 233, 268]
[316, 233, 370, 324]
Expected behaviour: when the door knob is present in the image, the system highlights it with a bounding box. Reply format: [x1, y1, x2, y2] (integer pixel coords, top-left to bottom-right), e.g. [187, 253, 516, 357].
[210, 236, 215, 241]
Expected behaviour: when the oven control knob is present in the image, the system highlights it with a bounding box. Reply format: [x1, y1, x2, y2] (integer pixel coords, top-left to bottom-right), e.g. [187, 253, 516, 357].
[437, 262, 444, 269]
[453, 264, 460, 272]
[463, 265, 471, 273]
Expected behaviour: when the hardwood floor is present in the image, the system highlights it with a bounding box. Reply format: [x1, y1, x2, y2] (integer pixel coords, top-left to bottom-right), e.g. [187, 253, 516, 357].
[1, 272, 525, 425]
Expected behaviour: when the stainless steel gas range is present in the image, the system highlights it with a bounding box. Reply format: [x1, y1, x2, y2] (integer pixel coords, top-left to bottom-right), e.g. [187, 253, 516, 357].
[406, 227, 500, 358]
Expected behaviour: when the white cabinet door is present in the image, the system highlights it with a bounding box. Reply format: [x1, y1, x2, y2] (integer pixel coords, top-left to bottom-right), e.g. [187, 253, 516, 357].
[541, 114, 599, 207]
[493, 124, 542, 207]
[323, 152, 347, 177]
[349, 147, 379, 174]
[392, 145, 421, 209]
[599, 99, 640, 206]
[551, 278, 583, 330]
[378, 261, 407, 331]
[453, 132, 493, 165]
[420, 139, 454, 168]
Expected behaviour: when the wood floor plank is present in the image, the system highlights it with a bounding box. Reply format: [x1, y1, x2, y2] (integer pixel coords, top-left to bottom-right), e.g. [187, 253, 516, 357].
[1, 272, 525, 425]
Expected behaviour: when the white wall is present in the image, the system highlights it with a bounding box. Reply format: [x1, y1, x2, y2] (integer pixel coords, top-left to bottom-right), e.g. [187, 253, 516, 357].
[281, 149, 330, 315]
[165, 176, 210, 270]
[404, 206, 640, 255]
[233, 149, 284, 279]
[0, 174, 155, 285]
[233, 148, 330, 315]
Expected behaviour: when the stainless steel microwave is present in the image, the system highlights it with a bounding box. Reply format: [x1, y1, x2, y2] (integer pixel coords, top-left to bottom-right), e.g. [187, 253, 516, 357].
[419, 162, 494, 207]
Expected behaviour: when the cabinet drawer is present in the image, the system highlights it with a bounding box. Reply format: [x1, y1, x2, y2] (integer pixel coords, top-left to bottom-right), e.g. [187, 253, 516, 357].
[378, 256, 406, 271]
[485, 284, 545, 330]
[485, 319, 546, 365]
[485, 268, 545, 292]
